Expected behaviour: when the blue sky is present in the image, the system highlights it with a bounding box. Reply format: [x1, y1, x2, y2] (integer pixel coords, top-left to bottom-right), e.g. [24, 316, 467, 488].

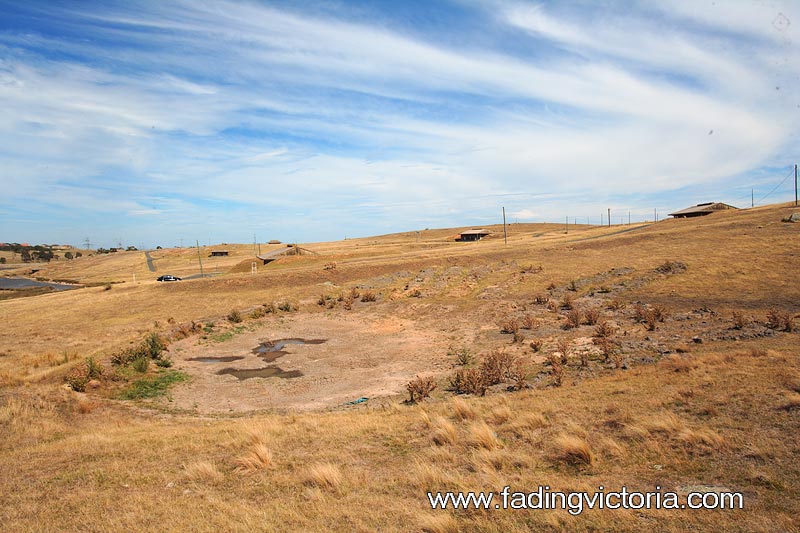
[0, 0, 798, 248]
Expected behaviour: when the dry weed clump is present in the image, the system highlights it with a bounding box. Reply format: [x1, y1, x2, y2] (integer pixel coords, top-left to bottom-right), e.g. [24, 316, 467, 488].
[449, 347, 473, 366]
[512, 331, 525, 344]
[419, 513, 459, 533]
[468, 421, 502, 450]
[608, 299, 626, 310]
[551, 435, 594, 467]
[431, 417, 458, 446]
[548, 353, 564, 387]
[678, 428, 726, 452]
[529, 338, 543, 352]
[563, 308, 582, 329]
[451, 397, 478, 420]
[731, 311, 748, 330]
[556, 338, 571, 365]
[533, 294, 549, 305]
[583, 307, 602, 325]
[499, 318, 520, 334]
[655, 261, 687, 274]
[449, 368, 486, 396]
[361, 290, 377, 302]
[521, 315, 537, 330]
[593, 320, 616, 339]
[480, 350, 517, 386]
[766, 309, 795, 332]
[233, 442, 273, 474]
[560, 293, 575, 310]
[185, 460, 224, 483]
[304, 463, 343, 491]
[661, 354, 696, 373]
[407, 375, 437, 403]
[227, 309, 243, 323]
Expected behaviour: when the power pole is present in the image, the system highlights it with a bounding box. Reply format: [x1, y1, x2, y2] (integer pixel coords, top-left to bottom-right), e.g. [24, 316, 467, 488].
[607, 208, 611, 227]
[565, 215, 568, 234]
[751, 188, 754, 208]
[84, 237, 91, 250]
[196, 240, 204, 278]
[502, 207, 508, 244]
[795, 164, 798, 206]
[654, 208, 657, 222]
[628, 211, 631, 225]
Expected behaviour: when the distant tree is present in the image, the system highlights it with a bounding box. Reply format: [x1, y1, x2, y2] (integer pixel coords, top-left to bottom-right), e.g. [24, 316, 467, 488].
[20, 249, 31, 262]
[156, 246, 163, 250]
[126, 246, 138, 251]
[0, 257, 5, 264]
[75, 252, 82, 258]
[64, 251, 73, 260]
[109, 248, 118, 253]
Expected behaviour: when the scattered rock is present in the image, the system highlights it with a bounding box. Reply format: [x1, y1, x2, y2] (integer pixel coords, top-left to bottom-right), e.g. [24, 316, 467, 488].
[87, 379, 101, 389]
[782, 212, 800, 223]
[692, 337, 703, 344]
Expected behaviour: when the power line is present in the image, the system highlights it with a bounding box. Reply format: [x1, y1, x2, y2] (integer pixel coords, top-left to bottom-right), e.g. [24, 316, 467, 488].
[753, 167, 794, 206]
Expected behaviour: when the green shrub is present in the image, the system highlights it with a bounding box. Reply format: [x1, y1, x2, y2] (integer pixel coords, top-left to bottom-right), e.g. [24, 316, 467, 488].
[132, 356, 150, 373]
[117, 370, 188, 400]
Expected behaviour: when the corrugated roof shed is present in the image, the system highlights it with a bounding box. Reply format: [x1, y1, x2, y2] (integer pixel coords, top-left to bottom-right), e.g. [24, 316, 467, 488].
[669, 202, 737, 217]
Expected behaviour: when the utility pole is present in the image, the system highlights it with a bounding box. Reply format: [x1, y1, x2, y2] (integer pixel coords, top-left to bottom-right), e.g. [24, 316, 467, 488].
[628, 211, 631, 225]
[565, 215, 568, 234]
[502, 207, 508, 244]
[795, 164, 798, 206]
[607, 208, 611, 227]
[654, 208, 657, 222]
[600, 212, 603, 226]
[84, 237, 91, 250]
[751, 188, 754, 208]
[196, 240, 204, 278]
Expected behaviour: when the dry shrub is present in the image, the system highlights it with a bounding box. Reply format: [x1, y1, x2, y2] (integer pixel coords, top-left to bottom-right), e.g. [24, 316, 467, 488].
[610, 350, 626, 369]
[420, 513, 459, 533]
[185, 460, 224, 483]
[361, 290, 377, 302]
[551, 435, 594, 467]
[655, 261, 687, 274]
[480, 350, 516, 386]
[304, 463, 342, 491]
[533, 294, 549, 305]
[407, 375, 437, 403]
[568, 279, 578, 292]
[731, 311, 748, 330]
[499, 318, 520, 334]
[509, 358, 527, 390]
[450, 347, 473, 366]
[593, 320, 615, 339]
[546, 300, 559, 313]
[75, 396, 97, 414]
[584, 307, 602, 325]
[766, 309, 794, 332]
[431, 417, 458, 446]
[529, 338, 543, 352]
[579, 349, 589, 367]
[560, 293, 575, 310]
[749, 347, 768, 357]
[342, 293, 355, 311]
[468, 421, 502, 450]
[608, 299, 626, 310]
[323, 262, 336, 270]
[632, 303, 647, 323]
[449, 368, 486, 396]
[451, 397, 478, 420]
[512, 331, 525, 344]
[249, 306, 266, 319]
[556, 338, 571, 365]
[349, 287, 361, 300]
[778, 393, 800, 412]
[563, 308, 582, 329]
[227, 309, 242, 323]
[550, 358, 564, 387]
[233, 442, 273, 474]
[521, 315, 537, 329]
[593, 337, 618, 363]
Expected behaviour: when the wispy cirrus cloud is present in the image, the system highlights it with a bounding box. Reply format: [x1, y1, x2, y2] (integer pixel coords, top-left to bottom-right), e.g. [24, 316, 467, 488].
[0, 0, 797, 246]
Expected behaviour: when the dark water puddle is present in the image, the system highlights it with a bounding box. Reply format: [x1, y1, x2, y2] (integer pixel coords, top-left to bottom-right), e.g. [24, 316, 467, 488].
[0, 276, 80, 291]
[217, 366, 303, 380]
[189, 356, 244, 363]
[252, 338, 326, 362]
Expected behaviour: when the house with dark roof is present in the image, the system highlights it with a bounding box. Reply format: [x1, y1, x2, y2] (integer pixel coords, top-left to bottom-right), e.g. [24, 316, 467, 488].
[458, 229, 492, 241]
[668, 202, 737, 218]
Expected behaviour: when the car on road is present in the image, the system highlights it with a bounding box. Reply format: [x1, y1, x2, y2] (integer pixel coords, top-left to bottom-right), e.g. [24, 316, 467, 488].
[156, 275, 181, 282]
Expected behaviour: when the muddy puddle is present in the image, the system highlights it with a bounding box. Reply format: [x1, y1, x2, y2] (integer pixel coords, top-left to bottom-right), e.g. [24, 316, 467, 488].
[217, 367, 303, 380]
[189, 356, 244, 363]
[252, 338, 326, 362]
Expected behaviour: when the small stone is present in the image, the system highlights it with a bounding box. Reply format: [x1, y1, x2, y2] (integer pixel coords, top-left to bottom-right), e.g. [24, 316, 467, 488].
[692, 337, 703, 344]
[166, 482, 175, 488]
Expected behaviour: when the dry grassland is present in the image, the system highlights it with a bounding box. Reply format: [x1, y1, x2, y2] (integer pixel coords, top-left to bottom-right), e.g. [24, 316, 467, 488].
[0, 203, 798, 531]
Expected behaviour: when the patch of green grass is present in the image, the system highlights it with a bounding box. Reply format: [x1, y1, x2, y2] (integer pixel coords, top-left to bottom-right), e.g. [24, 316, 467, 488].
[210, 325, 247, 343]
[117, 370, 189, 400]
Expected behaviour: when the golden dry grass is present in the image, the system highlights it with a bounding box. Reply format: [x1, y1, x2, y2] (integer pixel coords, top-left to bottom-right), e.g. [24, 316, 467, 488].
[1, 203, 799, 531]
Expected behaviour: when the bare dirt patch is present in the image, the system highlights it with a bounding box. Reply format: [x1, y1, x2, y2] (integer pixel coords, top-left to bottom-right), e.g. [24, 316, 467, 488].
[168, 315, 448, 412]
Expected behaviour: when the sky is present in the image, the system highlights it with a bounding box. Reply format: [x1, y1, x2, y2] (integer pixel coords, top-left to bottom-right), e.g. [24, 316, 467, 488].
[0, 0, 798, 248]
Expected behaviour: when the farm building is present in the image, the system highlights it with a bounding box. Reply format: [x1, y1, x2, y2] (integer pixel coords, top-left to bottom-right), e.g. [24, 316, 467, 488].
[668, 202, 738, 218]
[458, 229, 492, 241]
[209, 250, 229, 257]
